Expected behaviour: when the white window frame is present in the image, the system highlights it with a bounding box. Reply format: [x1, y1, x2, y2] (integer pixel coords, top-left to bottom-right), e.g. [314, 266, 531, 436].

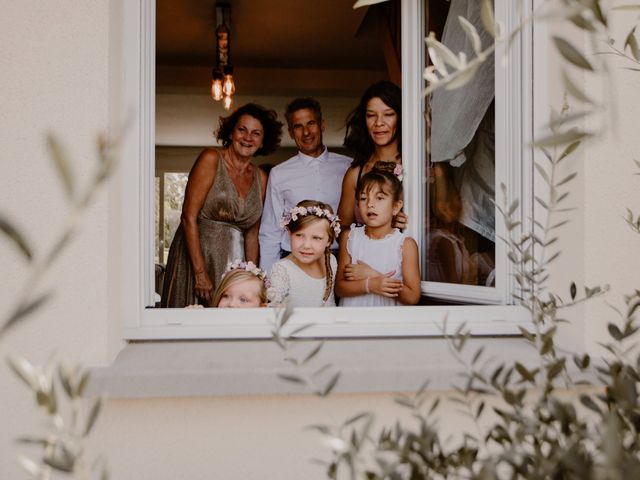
[117, 0, 537, 341]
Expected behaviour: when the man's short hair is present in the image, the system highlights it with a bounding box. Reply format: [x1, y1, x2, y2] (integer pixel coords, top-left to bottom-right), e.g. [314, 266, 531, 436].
[284, 97, 323, 129]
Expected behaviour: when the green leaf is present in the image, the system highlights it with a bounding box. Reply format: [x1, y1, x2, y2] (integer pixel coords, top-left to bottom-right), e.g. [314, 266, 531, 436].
[534, 162, 550, 185]
[84, 398, 102, 436]
[559, 141, 581, 162]
[625, 27, 640, 61]
[533, 128, 590, 148]
[446, 63, 482, 91]
[46, 134, 75, 200]
[17, 455, 42, 477]
[303, 341, 324, 364]
[277, 373, 305, 384]
[562, 70, 595, 104]
[322, 373, 341, 396]
[77, 370, 91, 397]
[1, 291, 53, 335]
[515, 362, 536, 383]
[458, 16, 482, 54]
[547, 358, 566, 380]
[580, 394, 601, 414]
[608, 323, 624, 341]
[6, 356, 38, 390]
[480, 0, 497, 38]
[0, 215, 34, 261]
[288, 323, 314, 337]
[394, 396, 416, 409]
[553, 36, 594, 70]
[472, 346, 485, 364]
[58, 363, 74, 398]
[556, 172, 578, 187]
[352, 0, 389, 9]
[343, 412, 371, 426]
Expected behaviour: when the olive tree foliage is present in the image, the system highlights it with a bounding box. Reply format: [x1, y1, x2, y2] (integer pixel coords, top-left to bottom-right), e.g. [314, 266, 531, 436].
[271, 1, 640, 478]
[1, 134, 117, 479]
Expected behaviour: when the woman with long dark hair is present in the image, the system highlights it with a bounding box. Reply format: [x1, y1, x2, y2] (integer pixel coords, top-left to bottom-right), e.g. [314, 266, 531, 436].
[337, 81, 407, 230]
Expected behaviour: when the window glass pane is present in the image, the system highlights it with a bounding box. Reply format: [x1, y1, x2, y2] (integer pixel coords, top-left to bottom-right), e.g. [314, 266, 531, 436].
[163, 172, 188, 262]
[155, 176, 160, 264]
[424, 0, 496, 287]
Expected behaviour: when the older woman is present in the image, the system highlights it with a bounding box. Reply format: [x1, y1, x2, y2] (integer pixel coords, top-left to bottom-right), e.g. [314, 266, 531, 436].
[337, 81, 408, 230]
[161, 103, 282, 307]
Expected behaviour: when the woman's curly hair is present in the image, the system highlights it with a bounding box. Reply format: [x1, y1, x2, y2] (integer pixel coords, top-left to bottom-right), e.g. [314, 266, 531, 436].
[216, 103, 283, 156]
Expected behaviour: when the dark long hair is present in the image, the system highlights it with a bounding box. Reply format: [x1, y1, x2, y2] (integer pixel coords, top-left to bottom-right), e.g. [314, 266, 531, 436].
[343, 81, 401, 168]
[216, 103, 283, 156]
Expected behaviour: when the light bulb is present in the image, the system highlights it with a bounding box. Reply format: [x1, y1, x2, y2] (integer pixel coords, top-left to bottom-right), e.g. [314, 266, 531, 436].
[223, 95, 233, 110]
[222, 74, 235, 96]
[211, 78, 223, 101]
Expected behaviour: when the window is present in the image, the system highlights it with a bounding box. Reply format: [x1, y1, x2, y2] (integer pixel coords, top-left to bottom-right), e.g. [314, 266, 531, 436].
[117, 0, 536, 340]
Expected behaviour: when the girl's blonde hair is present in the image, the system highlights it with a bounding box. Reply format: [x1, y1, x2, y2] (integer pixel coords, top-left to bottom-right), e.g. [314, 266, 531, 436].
[286, 200, 337, 303]
[211, 269, 268, 307]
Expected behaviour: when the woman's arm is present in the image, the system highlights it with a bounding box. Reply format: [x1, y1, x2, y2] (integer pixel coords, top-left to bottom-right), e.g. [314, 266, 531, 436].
[337, 167, 358, 230]
[181, 148, 218, 301]
[397, 237, 422, 305]
[244, 168, 268, 264]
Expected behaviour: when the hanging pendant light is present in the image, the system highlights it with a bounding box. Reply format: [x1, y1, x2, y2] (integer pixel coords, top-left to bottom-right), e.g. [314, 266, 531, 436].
[211, 4, 235, 109]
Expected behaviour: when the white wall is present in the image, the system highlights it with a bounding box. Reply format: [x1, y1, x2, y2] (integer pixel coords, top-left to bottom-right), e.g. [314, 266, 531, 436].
[1, 2, 639, 479]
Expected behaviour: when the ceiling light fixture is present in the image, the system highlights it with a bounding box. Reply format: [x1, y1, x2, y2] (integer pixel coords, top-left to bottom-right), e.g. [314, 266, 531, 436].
[211, 3, 235, 109]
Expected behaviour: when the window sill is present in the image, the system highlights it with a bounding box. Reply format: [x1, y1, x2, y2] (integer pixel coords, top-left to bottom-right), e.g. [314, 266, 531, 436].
[87, 336, 539, 398]
[127, 305, 531, 340]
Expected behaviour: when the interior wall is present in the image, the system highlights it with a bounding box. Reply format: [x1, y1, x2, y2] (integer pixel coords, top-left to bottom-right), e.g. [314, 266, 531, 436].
[156, 93, 357, 149]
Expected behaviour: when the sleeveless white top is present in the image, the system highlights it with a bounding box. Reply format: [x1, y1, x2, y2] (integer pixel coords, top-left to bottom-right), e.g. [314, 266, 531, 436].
[339, 224, 406, 307]
[268, 255, 337, 308]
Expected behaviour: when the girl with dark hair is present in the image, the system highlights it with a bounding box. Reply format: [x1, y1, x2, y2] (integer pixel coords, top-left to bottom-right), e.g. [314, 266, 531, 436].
[336, 163, 421, 306]
[337, 81, 408, 231]
[161, 103, 283, 307]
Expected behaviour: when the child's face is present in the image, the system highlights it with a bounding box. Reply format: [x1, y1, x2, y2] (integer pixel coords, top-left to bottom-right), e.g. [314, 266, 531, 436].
[358, 183, 402, 228]
[217, 278, 263, 308]
[289, 219, 331, 266]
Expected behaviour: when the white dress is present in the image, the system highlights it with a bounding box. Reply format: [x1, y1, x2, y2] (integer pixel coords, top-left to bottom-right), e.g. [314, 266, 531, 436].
[268, 255, 337, 308]
[339, 225, 406, 307]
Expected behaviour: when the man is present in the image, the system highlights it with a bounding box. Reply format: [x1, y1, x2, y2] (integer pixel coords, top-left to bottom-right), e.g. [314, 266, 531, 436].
[259, 97, 351, 273]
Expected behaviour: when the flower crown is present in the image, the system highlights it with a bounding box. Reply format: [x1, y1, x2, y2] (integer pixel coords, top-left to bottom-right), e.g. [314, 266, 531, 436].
[280, 205, 341, 237]
[222, 259, 267, 282]
[393, 164, 404, 182]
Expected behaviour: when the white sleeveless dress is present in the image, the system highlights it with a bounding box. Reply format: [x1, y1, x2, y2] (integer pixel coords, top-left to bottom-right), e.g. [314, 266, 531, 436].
[339, 224, 406, 307]
[268, 255, 337, 308]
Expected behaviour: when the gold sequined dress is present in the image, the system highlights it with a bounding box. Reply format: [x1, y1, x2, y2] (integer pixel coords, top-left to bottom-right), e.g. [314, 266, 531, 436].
[161, 152, 262, 307]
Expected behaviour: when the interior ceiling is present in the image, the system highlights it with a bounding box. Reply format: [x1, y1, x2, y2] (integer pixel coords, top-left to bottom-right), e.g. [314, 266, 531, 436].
[156, 0, 387, 70]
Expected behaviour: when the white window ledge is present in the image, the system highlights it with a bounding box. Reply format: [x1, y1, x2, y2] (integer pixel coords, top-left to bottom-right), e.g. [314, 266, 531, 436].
[87, 337, 541, 398]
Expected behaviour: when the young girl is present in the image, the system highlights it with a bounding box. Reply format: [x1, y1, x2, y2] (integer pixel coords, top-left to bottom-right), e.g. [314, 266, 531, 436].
[268, 200, 340, 307]
[336, 166, 421, 306]
[211, 260, 268, 308]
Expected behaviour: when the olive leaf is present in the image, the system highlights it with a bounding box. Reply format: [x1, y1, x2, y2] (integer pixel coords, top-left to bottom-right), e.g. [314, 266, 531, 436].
[553, 36, 594, 70]
[46, 134, 75, 201]
[480, 0, 497, 38]
[0, 215, 33, 261]
[625, 27, 640, 61]
[352, 0, 389, 9]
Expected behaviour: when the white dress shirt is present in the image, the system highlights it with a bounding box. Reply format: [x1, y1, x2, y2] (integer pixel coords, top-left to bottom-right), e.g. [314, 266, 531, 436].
[259, 147, 351, 273]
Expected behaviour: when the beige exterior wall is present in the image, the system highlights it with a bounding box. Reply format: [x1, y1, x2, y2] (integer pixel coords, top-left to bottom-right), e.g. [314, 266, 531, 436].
[1, 1, 638, 478]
